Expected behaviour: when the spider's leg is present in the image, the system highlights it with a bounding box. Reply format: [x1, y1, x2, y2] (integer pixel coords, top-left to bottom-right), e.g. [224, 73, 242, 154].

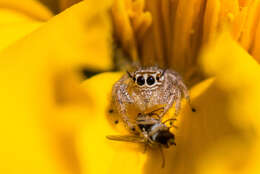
[174, 90, 182, 116]
[177, 78, 196, 112]
[112, 75, 136, 131]
[158, 91, 177, 118]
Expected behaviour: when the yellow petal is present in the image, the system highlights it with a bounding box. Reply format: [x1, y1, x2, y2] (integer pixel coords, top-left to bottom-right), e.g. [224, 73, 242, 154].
[200, 32, 260, 126]
[0, 21, 43, 51]
[0, 1, 113, 174]
[0, 0, 53, 21]
[0, 0, 53, 51]
[0, 0, 113, 70]
[194, 32, 260, 174]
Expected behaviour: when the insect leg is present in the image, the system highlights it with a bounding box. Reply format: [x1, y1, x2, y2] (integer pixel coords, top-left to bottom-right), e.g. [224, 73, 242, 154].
[162, 118, 178, 129]
[148, 107, 165, 115]
[143, 143, 148, 153]
[162, 118, 177, 124]
[159, 145, 165, 168]
[147, 107, 165, 118]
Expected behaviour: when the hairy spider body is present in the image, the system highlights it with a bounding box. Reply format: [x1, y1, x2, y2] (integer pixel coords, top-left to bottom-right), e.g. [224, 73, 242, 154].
[111, 66, 190, 131]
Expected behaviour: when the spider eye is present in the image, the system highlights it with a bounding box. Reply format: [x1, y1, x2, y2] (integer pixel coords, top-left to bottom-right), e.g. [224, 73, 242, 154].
[147, 76, 155, 85]
[137, 76, 145, 86]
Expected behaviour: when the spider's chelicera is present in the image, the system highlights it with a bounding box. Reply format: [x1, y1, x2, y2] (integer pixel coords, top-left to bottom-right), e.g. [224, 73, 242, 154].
[112, 66, 191, 131]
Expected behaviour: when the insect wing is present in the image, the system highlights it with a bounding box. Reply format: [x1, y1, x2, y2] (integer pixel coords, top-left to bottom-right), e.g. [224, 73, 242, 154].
[106, 135, 145, 144]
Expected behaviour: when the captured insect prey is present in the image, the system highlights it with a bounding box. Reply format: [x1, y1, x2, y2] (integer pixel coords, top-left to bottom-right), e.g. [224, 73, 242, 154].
[107, 108, 177, 168]
[111, 66, 193, 131]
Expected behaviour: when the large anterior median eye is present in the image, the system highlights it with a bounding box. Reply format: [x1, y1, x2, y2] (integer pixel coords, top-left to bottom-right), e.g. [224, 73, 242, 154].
[147, 76, 155, 85]
[137, 76, 145, 86]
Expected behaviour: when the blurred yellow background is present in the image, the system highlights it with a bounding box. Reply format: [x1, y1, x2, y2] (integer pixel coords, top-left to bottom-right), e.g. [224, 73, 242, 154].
[0, 0, 259, 174]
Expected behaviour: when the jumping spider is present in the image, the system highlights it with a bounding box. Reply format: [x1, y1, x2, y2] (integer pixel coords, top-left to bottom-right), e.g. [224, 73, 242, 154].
[111, 66, 191, 131]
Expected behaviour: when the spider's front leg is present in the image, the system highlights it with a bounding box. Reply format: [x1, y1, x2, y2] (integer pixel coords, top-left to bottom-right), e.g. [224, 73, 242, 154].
[158, 89, 179, 118]
[158, 69, 191, 118]
[177, 77, 196, 112]
[169, 69, 195, 113]
[173, 90, 182, 116]
[177, 78, 191, 104]
[112, 78, 136, 132]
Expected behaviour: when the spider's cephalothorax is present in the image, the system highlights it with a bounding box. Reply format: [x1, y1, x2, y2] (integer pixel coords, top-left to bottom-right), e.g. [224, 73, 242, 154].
[111, 66, 190, 131]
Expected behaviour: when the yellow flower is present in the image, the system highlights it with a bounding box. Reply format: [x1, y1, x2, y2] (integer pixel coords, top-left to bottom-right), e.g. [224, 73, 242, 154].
[0, 0, 260, 174]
